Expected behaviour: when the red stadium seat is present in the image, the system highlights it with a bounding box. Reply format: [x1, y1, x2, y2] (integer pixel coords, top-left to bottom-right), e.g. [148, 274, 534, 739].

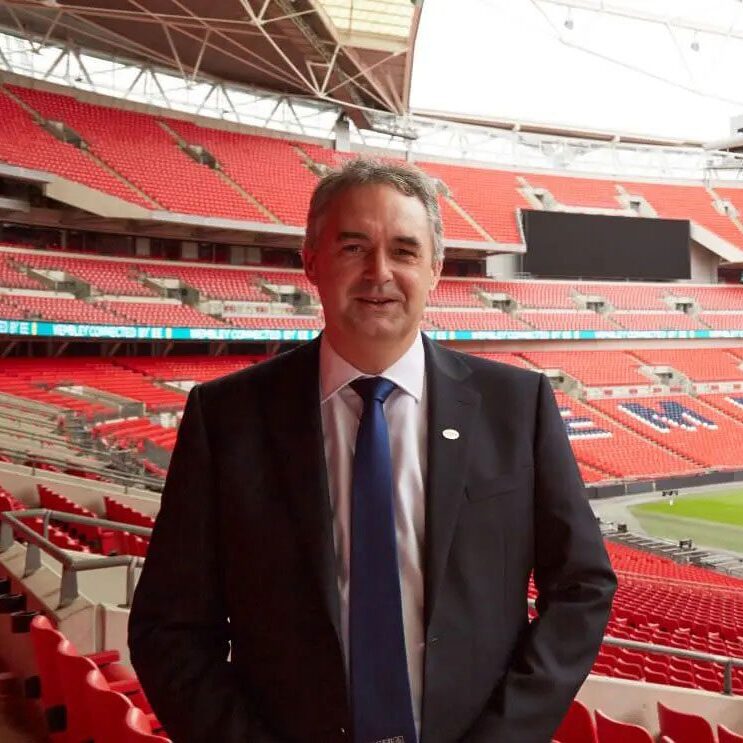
[720, 725, 743, 743]
[125, 707, 171, 742]
[85, 669, 163, 743]
[595, 709, 653, 743]
[553, 700, 598, 743]
[657, 702, 715, 743]
[56, 639, 138, 741]
[29, 615, 66, 733]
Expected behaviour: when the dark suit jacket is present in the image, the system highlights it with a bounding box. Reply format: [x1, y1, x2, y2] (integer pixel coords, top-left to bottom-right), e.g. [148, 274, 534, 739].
[128, 336, 617, 743]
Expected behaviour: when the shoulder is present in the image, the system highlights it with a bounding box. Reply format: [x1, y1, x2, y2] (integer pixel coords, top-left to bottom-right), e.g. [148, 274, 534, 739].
[195, 338, 319, 403]
[427, 339, 543, 391]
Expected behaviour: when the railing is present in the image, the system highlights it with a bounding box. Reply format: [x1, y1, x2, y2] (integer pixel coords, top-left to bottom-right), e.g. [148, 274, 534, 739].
[0, 449, 164, 493]
[0, 508, 152, 608]
[1, 513, 740, 697]
[527, 598, 743, 695]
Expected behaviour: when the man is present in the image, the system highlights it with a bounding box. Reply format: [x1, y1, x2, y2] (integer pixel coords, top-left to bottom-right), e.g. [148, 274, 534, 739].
[129, 159, 617, 743]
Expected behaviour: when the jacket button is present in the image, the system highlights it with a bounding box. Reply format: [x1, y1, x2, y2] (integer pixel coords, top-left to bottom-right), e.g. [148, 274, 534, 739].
[339, 727, 347, 736]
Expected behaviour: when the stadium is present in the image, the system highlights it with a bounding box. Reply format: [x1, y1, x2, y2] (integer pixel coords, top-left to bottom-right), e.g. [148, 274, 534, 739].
[0, 0, 741, 739]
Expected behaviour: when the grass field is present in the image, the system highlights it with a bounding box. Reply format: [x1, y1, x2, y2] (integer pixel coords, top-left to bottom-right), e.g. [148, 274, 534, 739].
[629, 488, 743, 554]
[633, 489, 743, 527]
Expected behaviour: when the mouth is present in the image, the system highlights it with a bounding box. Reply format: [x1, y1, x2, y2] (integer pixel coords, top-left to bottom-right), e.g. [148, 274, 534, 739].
[356, 297, 398, 307]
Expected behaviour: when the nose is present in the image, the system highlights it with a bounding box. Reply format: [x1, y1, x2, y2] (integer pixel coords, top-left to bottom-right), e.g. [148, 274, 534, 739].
[363, 247, 393, 284]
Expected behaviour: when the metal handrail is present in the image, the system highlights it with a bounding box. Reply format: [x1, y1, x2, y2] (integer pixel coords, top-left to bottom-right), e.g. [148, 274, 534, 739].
[0, 449, 164, 492]
[528, 599, 743, 695]
[2, 514, 740, 696]
[0, 509, 151, 608]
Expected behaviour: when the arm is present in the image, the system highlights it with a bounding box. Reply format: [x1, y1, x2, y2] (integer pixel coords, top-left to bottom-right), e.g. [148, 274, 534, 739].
[128, 385, 283, 743]
[462, 374, 617, 743]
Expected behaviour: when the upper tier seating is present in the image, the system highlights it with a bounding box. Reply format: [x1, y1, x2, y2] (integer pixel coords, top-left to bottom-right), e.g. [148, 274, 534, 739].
[428, 279, 486, 307]
[670, 285, 743, 310]
[620, 180, 743, 249]
[415, 160, 527, 243]
[519, 311, 619, 331]
[1, 294, 123, 324]
[15, 251, 158, 297]
[699, 313, 743, 330]
[575, 283, 669, 310]
[424, 309, 531, 331]
[4, 84, 743, 252]
[523, 172, 620, 209]
[165, 121, 318, 226]
[612, 312, 705, 331]
[476, 280, 576, 308]
[519, 350, 648, 386]
[9, 86, 266, 222]
[0, 90, 151, 207]
[139, 263, 270, 302]
[0, 258, 45, 289]
[226, 314, 323, 330]
[99, 301, 228, 328]
[631, 348, 743, 382]
[257, 269, 318, 298]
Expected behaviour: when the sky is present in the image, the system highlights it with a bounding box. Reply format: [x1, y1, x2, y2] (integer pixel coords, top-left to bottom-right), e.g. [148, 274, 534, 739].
[410, 0, 743, 143]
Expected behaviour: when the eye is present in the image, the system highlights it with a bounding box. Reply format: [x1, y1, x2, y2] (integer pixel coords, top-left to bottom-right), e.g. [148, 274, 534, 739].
[341, 244, 361, 253]
[395, 247, 417, 257]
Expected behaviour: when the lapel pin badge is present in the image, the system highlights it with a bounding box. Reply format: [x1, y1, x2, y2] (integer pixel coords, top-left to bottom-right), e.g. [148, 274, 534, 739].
[442, 428, 460, 440]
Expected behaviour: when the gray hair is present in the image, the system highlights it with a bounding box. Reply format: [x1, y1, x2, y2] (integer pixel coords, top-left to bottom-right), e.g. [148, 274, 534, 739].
[303, 157, 445, 263]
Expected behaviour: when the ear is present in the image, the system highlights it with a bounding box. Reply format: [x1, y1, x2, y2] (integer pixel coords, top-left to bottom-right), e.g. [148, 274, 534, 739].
[302, 246, 318, 286]
[429, 258, 443, 292]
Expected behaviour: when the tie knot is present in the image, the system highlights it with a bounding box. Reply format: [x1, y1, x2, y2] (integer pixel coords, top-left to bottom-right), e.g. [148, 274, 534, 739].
[350, 376, 397, 405]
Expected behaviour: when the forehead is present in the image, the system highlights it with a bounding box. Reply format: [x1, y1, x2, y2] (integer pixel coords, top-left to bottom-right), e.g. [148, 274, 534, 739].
[320, 183, 431, 234]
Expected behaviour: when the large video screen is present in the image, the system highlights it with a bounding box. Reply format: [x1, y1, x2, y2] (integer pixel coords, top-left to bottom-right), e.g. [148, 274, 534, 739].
[521, 210, 690, 280]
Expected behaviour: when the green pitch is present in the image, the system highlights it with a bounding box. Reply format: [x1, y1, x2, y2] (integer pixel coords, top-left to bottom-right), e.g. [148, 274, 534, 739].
[633, 489, 743, 527]
[629, 488, 743, 554]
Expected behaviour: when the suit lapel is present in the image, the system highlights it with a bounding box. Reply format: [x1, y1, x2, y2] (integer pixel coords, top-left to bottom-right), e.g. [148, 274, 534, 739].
[268, 338, 343, 646]
[423, 338, 481, 629]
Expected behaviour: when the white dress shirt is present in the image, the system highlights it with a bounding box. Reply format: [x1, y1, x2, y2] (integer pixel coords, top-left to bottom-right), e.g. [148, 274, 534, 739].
[319, 333, 428, 739]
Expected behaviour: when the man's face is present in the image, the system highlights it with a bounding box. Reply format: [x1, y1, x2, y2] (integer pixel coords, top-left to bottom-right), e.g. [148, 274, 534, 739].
[303, 183, 442, 352]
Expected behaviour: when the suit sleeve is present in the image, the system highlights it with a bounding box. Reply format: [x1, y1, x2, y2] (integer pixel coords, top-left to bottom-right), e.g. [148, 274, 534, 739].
[128, 385, 284, 743]
[461, 373, 617, 743]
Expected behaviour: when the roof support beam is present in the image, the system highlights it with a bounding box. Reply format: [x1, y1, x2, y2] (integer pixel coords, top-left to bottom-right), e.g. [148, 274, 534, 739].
[538, 0, 743, 42]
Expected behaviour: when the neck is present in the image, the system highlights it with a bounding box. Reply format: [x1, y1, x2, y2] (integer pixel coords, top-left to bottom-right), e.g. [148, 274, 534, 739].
[324, 328, 418, 374]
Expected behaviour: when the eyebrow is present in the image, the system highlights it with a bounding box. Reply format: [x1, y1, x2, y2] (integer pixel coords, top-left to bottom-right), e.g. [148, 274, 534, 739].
[336, 231, 422, 248]
[337, 231, 369, 241]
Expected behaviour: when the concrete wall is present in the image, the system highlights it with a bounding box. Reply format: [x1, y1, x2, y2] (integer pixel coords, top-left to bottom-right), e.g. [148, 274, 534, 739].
[579, 674, 743, 736]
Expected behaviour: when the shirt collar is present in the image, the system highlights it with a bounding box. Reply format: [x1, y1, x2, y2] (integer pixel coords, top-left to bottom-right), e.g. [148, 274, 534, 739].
[320, 332, 425, 404]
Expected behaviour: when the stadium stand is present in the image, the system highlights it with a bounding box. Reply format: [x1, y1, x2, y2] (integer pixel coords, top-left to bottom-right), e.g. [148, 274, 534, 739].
[415, 160, 527, 242]
[611, 312, 705, 331]
[631, 349, 743, 382]
[518, 350, 648, 386]
[164, 120, 318, 225]
[0, 294, 124, 324]
[518, 310, 619, 331]
[2, 69, 743, 743]
[13, 250, 159, 297]
[8, 86, 266, 222]
[424, 309, 531, 330]
[0, 88, 152, 208]
[98, 300, 228, 328]
[619, 180, 743, 249]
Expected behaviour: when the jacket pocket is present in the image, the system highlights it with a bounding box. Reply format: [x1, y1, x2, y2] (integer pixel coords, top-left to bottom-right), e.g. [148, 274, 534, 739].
[465, 464, 534, 502]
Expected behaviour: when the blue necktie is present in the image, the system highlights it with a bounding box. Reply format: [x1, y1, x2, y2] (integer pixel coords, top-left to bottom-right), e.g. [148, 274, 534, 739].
[349, 377, 416, 743]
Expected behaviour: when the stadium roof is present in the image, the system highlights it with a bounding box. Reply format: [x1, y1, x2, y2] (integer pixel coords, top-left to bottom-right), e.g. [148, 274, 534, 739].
[0, 0, 420, 126]
[411, 0, 743, 144]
